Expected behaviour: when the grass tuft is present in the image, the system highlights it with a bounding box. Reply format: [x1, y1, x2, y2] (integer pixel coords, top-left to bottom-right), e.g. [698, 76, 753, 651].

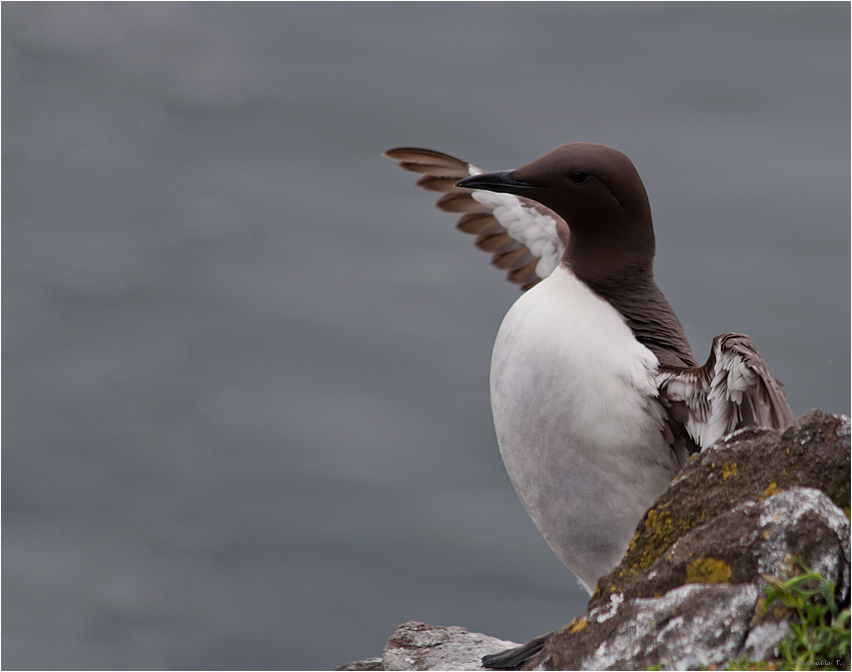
[758, 561, 850, 670]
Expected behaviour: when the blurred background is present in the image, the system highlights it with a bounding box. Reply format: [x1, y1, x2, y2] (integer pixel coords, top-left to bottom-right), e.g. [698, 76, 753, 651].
[3, 3, 849, 670]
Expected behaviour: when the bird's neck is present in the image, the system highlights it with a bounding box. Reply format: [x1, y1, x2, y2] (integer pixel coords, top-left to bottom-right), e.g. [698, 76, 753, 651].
[563, 213, 656, 282]
[570, 261, 697, 369]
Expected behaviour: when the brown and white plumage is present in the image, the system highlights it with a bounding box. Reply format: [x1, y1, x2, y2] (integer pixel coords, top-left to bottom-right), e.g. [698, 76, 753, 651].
[385, 142, 795, 671]
[383, 147, 567, 290]
[384, 145, 793, 463]
[658, 333, 795, 451]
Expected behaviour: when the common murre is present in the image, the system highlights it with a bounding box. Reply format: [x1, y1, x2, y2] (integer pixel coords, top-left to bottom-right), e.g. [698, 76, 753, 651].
[383, 143, 794, 663]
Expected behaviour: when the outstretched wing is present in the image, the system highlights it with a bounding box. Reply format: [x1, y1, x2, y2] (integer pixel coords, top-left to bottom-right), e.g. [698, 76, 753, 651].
[383, 147, 568, 290]
[657, 333, 795, 451]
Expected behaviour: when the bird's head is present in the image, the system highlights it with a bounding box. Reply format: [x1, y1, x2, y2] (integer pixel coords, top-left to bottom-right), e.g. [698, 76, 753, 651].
[456, 143, 655, 279]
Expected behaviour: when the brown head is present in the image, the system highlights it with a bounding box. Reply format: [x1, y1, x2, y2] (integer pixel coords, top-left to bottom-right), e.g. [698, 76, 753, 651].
[456, 143, 655, 282]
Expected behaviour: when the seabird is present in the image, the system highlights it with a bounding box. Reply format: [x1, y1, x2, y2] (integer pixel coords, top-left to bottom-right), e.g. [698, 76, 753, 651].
[382, 142, 794, 601]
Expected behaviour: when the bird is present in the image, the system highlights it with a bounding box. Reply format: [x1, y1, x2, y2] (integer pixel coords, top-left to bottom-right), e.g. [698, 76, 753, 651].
[382, 142, 794, 630]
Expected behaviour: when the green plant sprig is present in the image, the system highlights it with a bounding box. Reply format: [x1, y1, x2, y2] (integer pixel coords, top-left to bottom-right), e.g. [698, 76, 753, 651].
[759, 561, 850, 671]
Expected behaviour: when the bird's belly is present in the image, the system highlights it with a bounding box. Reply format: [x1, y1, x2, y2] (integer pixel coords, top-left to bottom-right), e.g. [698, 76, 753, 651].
[489, 267, 678, 590]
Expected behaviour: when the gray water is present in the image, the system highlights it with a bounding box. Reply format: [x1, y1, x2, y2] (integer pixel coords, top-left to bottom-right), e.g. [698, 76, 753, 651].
[3, 3, 849, 670]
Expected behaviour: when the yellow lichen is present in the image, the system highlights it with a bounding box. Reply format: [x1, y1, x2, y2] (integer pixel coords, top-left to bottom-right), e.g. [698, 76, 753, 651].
[686, 557, 732, 584]
[636, 506, 678, 569]
[764, 482, 779, 499]
[722, 462, 737, 479]
[644, 507, 658, 528]
[568, 617, 587, 634]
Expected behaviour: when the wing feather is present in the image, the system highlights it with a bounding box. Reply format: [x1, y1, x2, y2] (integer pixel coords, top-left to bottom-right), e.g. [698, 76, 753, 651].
[383, 147, 474, 174]
[508, 259, 541, 290]
[657, 333, 794, 451]
[476, 232, 524, 255]
[435, 191, 491, 214]
[456, 213, 504, 236]
[395, 162, 468, 176]
[493, 247, 536, 271]
[415, 175, 465, 192]
[383, 146, 567, 289]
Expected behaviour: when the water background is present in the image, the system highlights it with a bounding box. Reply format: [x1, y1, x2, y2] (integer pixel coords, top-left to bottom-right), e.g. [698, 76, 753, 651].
[3, 4, 849, 670]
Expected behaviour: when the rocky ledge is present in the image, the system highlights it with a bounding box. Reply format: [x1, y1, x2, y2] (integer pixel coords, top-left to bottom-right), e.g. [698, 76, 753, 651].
[337, 410, 850, 671]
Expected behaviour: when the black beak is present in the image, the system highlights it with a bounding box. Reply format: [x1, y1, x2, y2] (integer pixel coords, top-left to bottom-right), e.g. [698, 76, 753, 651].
[455, 170, 534, 194]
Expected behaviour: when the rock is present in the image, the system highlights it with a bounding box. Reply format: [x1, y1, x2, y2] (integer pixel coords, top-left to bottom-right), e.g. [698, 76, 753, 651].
[585, 487, 849, 610]
[337, 411, 850, 670]
[588, 409, 850, 608]
[528, 487, 849, 670]
[383, 621, 519, 671]
[538, 583, 760, 670]
[337, 622, 519, 671]
[335, 657, 383, 671]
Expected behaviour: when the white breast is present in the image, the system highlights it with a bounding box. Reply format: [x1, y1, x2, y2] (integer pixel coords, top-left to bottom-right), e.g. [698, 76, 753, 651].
[490, 265, 678, 591]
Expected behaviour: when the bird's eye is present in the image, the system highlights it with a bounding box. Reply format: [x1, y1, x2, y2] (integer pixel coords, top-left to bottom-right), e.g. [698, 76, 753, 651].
[569, 171, 588, 184]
